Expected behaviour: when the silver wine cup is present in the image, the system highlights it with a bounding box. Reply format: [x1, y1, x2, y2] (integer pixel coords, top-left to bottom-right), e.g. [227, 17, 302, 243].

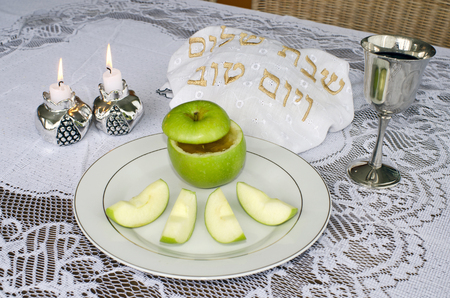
[347, 35, 436, 188]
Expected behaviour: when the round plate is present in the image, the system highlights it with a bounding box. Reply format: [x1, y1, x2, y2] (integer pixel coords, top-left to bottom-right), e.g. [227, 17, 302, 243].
[74, 134, 331, 280]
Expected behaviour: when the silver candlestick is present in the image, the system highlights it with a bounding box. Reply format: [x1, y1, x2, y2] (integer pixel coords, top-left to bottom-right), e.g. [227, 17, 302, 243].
[93, 79, 144, 136]
[36, 90, 93, 146]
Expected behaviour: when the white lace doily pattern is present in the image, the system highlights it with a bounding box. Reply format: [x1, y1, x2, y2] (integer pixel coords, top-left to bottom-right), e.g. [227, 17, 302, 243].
[0, 0, 449, 297]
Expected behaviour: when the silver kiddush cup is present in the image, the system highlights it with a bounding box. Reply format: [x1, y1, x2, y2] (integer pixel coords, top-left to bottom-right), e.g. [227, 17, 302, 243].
[347, 35, 436, 188]
[361, 35, 436, 114]
[93, 80, 144, 136]
[36, 91, 93, 146]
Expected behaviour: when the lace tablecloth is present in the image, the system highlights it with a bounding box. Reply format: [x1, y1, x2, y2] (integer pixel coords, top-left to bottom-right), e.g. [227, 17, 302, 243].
[1, 0, 449, 297]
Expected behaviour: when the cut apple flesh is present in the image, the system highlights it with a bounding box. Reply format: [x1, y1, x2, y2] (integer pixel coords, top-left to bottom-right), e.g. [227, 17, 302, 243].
[236, 182, 298, 225]
[175, 121, 239, 154]
[160, 189, 197, 244]
[205, 188, 246, 243]
[105, 179, 169, 228]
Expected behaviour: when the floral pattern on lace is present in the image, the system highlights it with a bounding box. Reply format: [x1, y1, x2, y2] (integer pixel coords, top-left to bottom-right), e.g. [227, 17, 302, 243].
[0, 0, 449, 297]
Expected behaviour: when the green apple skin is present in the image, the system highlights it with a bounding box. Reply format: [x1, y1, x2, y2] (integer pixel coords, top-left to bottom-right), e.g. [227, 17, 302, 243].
[167, 120, 246, 189]
[205, 188, 246, 243]
[162, 100, 231, 144]
[160, 189, 197, 244]
[236, 182, 298, 225]
[106, 179, 169, 228]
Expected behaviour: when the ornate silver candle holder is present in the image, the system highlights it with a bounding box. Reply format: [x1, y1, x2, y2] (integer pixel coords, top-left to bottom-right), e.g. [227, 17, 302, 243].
[93, 80, 144, 135]
[35, 91, 93, 146]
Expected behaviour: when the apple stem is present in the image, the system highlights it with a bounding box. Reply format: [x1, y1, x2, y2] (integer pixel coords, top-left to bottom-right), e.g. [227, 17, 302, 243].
[193, 112, 199, 121]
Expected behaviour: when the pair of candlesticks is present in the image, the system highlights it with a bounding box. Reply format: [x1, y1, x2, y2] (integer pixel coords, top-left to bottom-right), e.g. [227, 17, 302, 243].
[35, 46, 144, 146]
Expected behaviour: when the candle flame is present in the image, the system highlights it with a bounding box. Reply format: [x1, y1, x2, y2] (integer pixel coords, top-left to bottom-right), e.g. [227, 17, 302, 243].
[57, 58, 64, 82]
[106, 44, 113, 70]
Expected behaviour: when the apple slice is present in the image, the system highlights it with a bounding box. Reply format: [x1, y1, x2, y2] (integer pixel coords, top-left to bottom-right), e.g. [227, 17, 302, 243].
[106, 179, 169, 228]
[205, 188, 246, 243]
[160, 189, 197, 244]
[236, 182, 298, 225]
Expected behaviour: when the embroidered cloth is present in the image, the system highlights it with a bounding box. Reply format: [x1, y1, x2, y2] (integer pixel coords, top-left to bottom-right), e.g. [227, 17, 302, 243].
[166, 25, 353, 152]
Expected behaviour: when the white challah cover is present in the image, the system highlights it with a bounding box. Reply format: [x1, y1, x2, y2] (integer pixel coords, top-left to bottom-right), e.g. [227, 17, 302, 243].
[166, 26, 354, 153]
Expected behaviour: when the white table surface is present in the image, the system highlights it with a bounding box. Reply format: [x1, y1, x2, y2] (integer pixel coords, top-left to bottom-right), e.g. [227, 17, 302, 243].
[0, 0, 449, 297]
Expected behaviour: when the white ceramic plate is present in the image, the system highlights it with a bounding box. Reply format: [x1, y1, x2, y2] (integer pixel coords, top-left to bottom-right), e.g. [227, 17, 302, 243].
[74, 134, 331, 280]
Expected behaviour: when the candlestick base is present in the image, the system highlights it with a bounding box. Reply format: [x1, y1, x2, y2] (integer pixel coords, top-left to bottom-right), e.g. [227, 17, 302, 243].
[93, 79, 144, 136]
[35, 91, 93, 146]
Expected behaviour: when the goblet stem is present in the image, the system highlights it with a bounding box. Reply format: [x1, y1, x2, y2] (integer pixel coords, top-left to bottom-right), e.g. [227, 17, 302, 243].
[369, 114, 391, 169]
[346, 113, 400, 189]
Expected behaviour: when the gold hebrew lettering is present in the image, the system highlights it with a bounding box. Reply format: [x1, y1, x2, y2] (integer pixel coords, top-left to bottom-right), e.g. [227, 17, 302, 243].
[321, 69, 345, 95]
[224, 62, 245, 85]
[239, 32, 265, 45]
[277, 46, 301, 67]
[211, 62, 219, 85]
[209, 35, 217, 52]
[300, 55, 317, 82]
[294, 90, 312, 121]
[258, 69, 280, 99]
[187, 66, 207, 86]
[219, 25, 235, 47]
[302, 95, 314, 121]
[283, 81, 292, 107]
[294, 89, 304, 103]
[189, 37, 206, 58]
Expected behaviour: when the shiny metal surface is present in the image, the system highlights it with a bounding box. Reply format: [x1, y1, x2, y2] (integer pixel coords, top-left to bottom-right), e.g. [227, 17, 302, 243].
[347, 115, 401, 188]
[93, 80, 144, 136]
[361, 35, 436, 115]
[35, 91, 93, 146]
[347, 35, 435, 188]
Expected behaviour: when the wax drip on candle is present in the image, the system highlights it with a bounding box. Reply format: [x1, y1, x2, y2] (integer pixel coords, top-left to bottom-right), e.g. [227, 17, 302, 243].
[49, 58, 72, 103]
[103, 44, 123, 93]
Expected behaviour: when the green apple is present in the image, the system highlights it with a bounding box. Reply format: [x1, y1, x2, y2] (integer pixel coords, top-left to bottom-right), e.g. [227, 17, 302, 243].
[162, 100, 230, 144]
[105, 179, 169, 228]
[162, 100, 246, 189]
[236, 182, 298, 225]
[205, 188, 246, 243]
[160, 189, 197, 244]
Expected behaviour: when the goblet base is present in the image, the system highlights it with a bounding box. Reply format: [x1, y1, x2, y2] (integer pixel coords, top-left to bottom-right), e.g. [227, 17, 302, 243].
[347, 160, 401, 189]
